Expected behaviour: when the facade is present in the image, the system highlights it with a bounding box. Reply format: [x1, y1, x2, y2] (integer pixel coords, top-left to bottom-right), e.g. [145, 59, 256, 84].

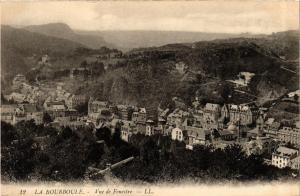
[70, 95, 88, 109]
[291, 156, 300, 170]
[157, 118, 167, 135]
[264, 118, 280, 138]
[1, 105, 18, 124]
[167, 109, 190, 127]
[132, 108, 147, 123]
[12, 74, 27, 90]
[245, 137, 276, 155]
[5, 93, 26, 103]
[277, 127, 300, 146]
[70, 68, 91, 79]
[1, 104, 43, 125]
[191, 109, 204, 128]
[44, 100, 66, 111]
[132, 108, 147, 133]
[120, 120, 136, 142]
[21, 104, 43, 124]
[184, 126, 211, 146]
[145, 120, 155, 136]
[175, 62, 187, 74]
[171, 127, 185, 142]
[222, 104, 259, 126]
[88, 99, 109, 115]
[272, 146, 298, 168]
[203, 103, 221, 130]
[116, 105, 134, 121]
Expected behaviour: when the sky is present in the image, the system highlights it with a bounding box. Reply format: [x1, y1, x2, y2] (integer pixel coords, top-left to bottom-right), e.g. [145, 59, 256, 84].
[1, 1, 299, 34]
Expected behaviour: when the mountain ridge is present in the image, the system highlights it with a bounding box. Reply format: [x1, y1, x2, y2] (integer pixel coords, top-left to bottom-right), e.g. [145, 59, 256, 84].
[23, 23, 114, 49]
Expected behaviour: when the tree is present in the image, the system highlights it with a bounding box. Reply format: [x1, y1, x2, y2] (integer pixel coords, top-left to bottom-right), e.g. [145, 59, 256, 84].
[1, 121, 17, 146]
[43, 112, 53, 124]
[15, 120, 38, 139]
[95, 127, 112, 146]
[293, 94, 299, 102]
[60, 126, 74, 139]
[80, 60, 88, 68]
[75, 102, 88, 115]
[112, 126, 122, 147]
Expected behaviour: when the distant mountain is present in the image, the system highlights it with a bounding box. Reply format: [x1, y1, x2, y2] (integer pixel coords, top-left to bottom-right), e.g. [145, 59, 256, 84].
[24, 23, 113, 49]
[1, 25, 85, 87]
[76, 30, 266, 51]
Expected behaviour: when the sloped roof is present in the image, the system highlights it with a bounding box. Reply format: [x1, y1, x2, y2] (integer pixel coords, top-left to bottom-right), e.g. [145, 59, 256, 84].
[1, 105, 17, 113]
[205, 103, 220, 111]
[266, 118, 275, 125]
[276, 146, 298, 156]
[139, 108, 146, 113]
[22, 104, 40, 113]
[184, 126, 210, 139]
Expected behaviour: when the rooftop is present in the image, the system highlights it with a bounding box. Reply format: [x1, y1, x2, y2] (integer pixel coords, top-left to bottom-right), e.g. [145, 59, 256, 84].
[275, 146, 298, 157]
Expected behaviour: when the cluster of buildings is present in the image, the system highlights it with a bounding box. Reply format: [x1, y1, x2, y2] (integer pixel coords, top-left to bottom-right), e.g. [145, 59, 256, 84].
[1, 104, 43, 125]
[87, 98, 300, 170]
[5, 74, 45, 104]
[2, 73, 300, 171]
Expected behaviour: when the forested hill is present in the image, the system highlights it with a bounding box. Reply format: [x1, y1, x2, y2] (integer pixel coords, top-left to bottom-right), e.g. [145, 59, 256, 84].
[1, 25, 85, 86]
[1, 24, 298, 111]
[71, 35, 298, 111]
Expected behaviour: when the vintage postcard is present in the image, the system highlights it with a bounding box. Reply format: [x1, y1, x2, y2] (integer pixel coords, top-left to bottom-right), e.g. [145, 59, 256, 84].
[1, 1, 299, 196]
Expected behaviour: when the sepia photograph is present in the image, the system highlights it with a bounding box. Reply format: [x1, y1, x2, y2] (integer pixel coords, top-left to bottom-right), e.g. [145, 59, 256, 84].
[1, 1, 299, 195]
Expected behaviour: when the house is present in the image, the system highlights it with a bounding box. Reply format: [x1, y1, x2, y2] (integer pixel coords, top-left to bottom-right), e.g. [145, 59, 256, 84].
[132, 108, 147, 133]
[219, 130, 236, 141]
[88, 99, 109, 115]
[171, 127, 186, 142]
[70, 67, 91, 79]
[145, 120, 155, 136]
[157, 118, 167, 135]
[247, 113, 265, 138]
[1, 105, 18, 124]
[20, 83, 39, 95]
[272, 146, 299, 168]
[191, 109, 204, 128]
[116, 105, 134, 121]
[21, 104, 43, 124]
[167, 109, 190, 127]
[12, 74, 27, 90]
[5, 92, 26, 103]
[222, 104, 259, 126]
[159, 108, 170, 119]
[47, 109, 78, 121]
[120, 120, 136, 142]
[184, 126, 211, 147]
[291, 156, 300, 170]
[264, 118, 281, 138]
[13, 106, 26, 124]
[277, 126, 300, 146]
[172, 97, 187, 110]
[203, 103, 221, 129]
[175, 62, 187, 74]
[244, 137, 277, 155]
[70, 95, 88, 109]
[44, 101, 66, 111]
[51, 119, 87, 130]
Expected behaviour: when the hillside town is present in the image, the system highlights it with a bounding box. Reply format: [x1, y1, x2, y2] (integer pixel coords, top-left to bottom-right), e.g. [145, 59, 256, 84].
[2, 72, 300, 172]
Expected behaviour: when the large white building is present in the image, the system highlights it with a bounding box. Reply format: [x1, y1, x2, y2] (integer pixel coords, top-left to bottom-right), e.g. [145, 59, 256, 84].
[272, 146, 298, 168]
